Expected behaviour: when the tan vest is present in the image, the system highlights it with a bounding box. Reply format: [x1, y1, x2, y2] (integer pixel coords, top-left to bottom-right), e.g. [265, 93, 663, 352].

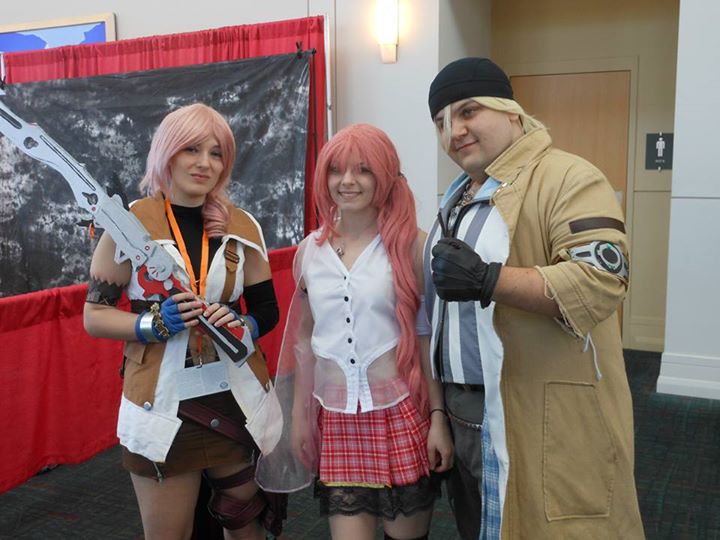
[121, 194, 270, 409]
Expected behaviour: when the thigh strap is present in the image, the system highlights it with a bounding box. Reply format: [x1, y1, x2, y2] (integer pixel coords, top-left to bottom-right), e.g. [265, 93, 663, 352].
[208, 490, 266, 531]
[205, 465, 256, 491]
[204, 466, 288, 536]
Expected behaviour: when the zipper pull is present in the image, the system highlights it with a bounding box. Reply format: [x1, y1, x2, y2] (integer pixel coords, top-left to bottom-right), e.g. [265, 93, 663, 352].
[438, 209, 449, 238]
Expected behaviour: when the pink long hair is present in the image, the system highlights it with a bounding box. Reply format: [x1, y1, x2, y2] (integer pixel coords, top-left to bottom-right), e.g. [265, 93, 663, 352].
[139, 103, 236, 237]
[313, 124, 429, 414]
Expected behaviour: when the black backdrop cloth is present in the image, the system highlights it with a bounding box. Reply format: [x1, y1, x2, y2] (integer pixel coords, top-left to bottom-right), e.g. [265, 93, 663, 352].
[0, 52, 309, 296]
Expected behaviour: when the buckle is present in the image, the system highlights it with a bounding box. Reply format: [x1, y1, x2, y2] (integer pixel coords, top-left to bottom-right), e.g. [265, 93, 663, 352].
[224, 249, 240, 264]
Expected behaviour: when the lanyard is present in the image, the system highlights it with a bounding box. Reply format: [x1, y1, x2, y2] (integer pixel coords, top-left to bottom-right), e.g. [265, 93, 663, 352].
[164, 198, 209, 298]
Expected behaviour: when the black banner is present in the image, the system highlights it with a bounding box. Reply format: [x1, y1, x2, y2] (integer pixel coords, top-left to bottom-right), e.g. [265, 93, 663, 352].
[0, 52, 309, 296]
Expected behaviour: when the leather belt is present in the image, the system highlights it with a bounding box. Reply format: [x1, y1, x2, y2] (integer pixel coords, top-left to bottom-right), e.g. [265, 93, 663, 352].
[450, 383, 485, 392]
[131, 299, 240, 314]
[177, 398, 254, 447]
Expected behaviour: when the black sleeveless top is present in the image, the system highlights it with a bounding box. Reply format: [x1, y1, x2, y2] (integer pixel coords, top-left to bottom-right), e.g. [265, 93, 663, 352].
[169, 204, 222, 280]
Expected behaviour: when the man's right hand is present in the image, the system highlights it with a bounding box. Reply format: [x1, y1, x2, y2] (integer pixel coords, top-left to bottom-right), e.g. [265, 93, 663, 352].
[431, 238, 502, 307]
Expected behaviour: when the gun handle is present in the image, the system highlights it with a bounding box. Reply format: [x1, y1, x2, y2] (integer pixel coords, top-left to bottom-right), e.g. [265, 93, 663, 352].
[165, 286, 250, 364]
[195, 316, 249, 364]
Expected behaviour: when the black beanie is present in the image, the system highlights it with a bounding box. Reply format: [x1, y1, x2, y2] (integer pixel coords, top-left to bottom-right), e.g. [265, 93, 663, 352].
[428, 57, 513, 119]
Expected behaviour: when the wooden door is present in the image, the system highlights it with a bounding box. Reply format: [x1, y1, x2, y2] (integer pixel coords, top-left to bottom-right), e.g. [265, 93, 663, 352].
[511, 71, 630, 210]
[511, 71, 631, 328]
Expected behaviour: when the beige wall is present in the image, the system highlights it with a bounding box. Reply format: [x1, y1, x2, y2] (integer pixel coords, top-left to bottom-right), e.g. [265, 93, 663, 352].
[330, 0, 442, 230]
[491, 0, 679, 351]
[436, 0, 493, 202]
[657, 0, 720, 400]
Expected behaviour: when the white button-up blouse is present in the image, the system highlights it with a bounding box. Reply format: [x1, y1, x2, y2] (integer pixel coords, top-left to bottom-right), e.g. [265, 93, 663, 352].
[303, 232, 409, 413]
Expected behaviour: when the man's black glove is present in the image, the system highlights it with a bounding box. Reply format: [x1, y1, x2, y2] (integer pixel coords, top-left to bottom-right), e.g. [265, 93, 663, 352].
[431, 238, 502, 307]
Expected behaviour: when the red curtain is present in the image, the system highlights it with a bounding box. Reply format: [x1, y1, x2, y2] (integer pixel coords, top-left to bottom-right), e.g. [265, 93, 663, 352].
[0, 247, 296, 493]
[0, 16, 322, 493]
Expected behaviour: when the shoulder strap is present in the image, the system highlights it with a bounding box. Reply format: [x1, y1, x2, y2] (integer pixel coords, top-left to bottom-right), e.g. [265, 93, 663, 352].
[220, 239, 240, 304]
[246, 345, 271, 391]
[222, 241, 270, 390]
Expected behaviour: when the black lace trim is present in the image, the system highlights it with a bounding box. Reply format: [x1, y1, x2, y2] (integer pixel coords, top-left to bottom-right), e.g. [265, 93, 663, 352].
[314, 475, 441, 519]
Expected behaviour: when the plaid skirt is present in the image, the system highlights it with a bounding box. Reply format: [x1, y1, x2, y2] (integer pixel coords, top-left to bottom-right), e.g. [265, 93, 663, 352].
[318, 397, 430, 487]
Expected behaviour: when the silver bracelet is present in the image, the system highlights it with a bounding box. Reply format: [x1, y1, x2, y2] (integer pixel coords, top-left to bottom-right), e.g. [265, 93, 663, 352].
[137, 312, 161, 343]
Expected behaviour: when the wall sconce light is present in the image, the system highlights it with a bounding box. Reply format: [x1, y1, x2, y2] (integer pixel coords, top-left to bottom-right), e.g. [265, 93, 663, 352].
[376, 0, 399, 63]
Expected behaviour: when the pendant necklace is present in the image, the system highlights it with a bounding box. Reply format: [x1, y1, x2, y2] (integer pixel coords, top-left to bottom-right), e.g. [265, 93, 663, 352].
[459, 180, 478, 207]
[334, 220, 377, 259]
[448, 180, 479, 230]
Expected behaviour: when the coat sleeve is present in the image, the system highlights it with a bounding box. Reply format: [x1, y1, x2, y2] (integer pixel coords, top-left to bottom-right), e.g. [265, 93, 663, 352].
[534, 162, 629, 338]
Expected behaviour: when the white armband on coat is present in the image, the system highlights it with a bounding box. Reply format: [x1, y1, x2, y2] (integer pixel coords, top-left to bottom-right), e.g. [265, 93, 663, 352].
[569, 241, 629, 279]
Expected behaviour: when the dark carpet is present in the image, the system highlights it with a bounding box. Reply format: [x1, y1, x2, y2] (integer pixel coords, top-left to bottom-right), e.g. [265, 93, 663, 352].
[0, 350, 717, 539]
[627, 351, 720, 539]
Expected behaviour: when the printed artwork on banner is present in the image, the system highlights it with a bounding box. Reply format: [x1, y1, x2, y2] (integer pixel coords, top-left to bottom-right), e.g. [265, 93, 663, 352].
[0, 53, 309, 297]
[0, 13, 115, 54]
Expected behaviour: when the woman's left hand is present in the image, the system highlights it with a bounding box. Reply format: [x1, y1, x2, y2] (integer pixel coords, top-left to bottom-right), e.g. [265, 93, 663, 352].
[203, 303, 243, 328]
[427, 411, 454, 473]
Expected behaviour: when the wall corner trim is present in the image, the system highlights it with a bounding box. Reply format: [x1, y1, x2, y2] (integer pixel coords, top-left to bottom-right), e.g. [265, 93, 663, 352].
[656, 351, 720, 400]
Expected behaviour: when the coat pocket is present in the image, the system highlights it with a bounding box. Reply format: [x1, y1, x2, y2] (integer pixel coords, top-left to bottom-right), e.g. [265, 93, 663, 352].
[543, 381, 617, 520]
[117, 395, 182, 463]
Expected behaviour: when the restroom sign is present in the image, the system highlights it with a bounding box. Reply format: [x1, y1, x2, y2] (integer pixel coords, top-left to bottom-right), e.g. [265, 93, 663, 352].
[646, 132, 673, 170]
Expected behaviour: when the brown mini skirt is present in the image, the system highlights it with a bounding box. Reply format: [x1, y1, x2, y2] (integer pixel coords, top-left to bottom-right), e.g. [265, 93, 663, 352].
[122, 391, 255, 480]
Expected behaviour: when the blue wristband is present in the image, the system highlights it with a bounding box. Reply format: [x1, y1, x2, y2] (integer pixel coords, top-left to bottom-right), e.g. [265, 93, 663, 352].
[134, 313, 149, 344]
[135, 311, 167, 343]
[244, 314, 260, 340]
[227, 306, 259, 340]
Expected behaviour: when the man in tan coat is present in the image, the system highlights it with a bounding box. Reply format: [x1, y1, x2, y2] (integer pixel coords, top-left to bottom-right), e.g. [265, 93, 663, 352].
[423, 57, 644, 539]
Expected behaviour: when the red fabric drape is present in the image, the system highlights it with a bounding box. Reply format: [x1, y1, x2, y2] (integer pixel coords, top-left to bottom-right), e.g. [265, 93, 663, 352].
[0, 285, 124, 493]
[0, 247, 297, 494]
[0, 16, 322, 494]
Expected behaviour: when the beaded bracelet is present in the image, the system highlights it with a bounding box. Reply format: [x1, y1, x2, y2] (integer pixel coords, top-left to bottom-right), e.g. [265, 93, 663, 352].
[430, 408, 447, 417]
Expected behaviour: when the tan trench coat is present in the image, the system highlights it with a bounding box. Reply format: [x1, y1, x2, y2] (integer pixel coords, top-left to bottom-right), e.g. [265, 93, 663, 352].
[487, 129, 644, 539]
